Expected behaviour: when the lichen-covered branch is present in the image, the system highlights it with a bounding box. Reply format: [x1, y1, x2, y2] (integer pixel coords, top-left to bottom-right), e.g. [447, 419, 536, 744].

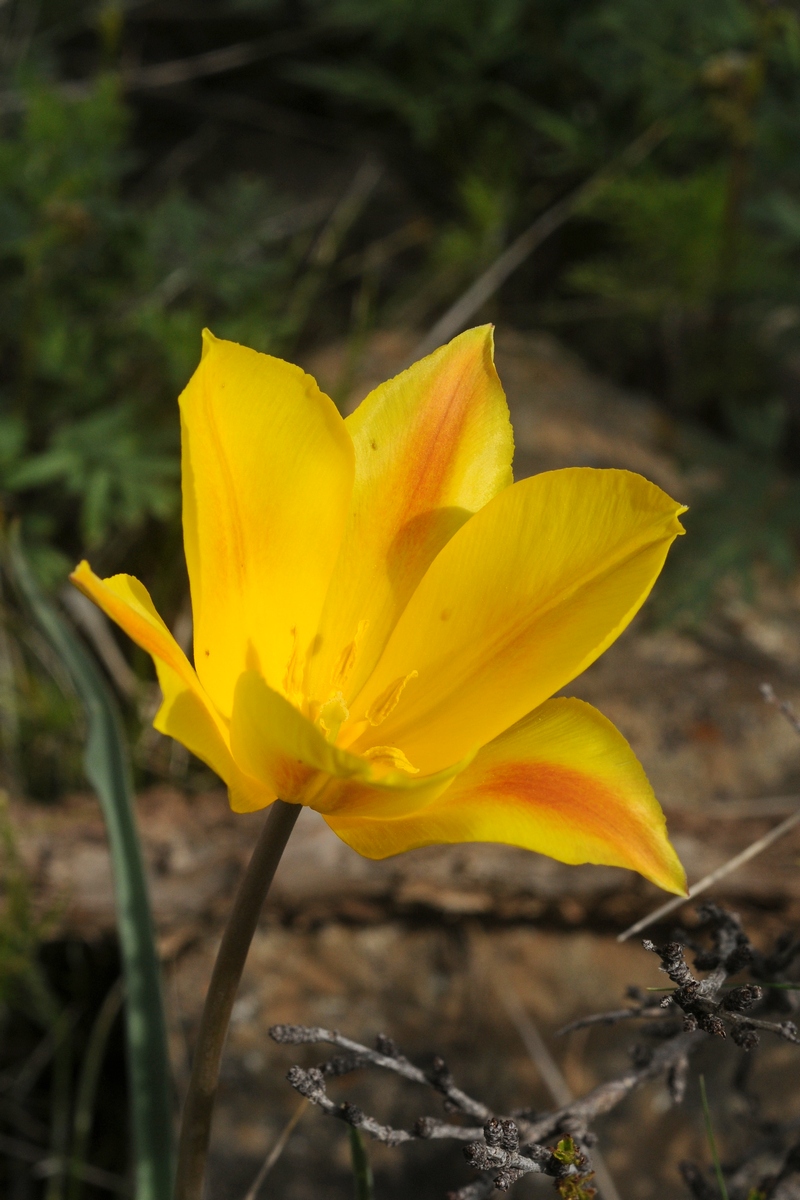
[270, 1024, 491, 1122]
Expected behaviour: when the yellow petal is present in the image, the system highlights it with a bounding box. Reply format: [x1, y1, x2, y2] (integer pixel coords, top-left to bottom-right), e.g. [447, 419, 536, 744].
[69, 562, 271, 812]
[327, 697, 687, 894]
[229, 670, 372, 804]
[307, 326, 513, 703]
[181, 331, 354, 717]
[350, 468, 686, 773]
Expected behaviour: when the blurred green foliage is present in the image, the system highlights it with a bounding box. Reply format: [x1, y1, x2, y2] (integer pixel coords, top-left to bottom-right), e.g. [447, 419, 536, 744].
[277, 0, 800, 387]
[0, 74, 314, 584]
[0, 791, 55, 1011]
[261, 0, 800, 616]
[4, 0, 800, 631]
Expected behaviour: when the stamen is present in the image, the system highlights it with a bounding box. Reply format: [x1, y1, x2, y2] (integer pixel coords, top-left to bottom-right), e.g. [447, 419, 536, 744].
[366, 671, 418, 727]
[332, 619, 368, 691]
[283, 627, 304, 704]
[364, 745, 419, 774]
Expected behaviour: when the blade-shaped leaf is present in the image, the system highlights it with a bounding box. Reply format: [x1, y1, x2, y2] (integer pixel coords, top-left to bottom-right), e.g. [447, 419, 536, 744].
[7, 526, 173, 1200]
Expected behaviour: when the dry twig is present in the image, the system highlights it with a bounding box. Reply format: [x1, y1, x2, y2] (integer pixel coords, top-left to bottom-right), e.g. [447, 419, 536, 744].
[240, 1100, 308, 1200]
[272, 905, 800, 1198]
[496, 981, 622, 1200]
[619, 684, 800, 943]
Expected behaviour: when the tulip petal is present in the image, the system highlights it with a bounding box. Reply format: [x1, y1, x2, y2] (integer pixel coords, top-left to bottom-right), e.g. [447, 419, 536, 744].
[349, 468, 685, 773]
[69, 562, 271, 812]
[307, 326, 513, 704]
[327, 697, 687, 894]
[181, 331, 354, 717]
[229, 670, 373, 804]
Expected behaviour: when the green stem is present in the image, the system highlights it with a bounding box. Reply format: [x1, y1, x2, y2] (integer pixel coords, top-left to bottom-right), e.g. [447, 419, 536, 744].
[349, 1126, 374, 1200]
[174, 800, 300, 1200]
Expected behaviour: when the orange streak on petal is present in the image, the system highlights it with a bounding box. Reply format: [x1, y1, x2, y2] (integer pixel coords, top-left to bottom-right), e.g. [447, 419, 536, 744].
[326, 698, 686, 895]
[380, 346, 487, 557]
[472, 759, 665, 874]
[309, 326, 513, 703]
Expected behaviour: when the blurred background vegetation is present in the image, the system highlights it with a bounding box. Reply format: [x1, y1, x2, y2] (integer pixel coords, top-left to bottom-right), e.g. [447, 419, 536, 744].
[3, 0, 800, 794]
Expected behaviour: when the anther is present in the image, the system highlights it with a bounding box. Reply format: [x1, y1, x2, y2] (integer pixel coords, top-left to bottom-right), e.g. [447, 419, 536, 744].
[364, 745, 419, 774]
[366, 671, 418, 727]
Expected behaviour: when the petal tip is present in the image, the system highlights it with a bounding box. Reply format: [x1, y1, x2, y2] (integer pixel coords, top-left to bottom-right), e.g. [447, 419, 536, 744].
[675, 503, 689, 535]
[647, 846, 688, 896]
[69, 559, 98, 597]
[69, 558, 90, 581]
[200, 327, 219, 359]
[466, 322, 495, 349]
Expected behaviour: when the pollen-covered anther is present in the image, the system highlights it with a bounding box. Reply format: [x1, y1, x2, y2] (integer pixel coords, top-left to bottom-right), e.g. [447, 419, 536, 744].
[318, 692, 350, 743]
[365, 671, 418, 727]
[332, 619, 368, 690]
[364, 745, 419, 775]
[283, 627, 305, 705]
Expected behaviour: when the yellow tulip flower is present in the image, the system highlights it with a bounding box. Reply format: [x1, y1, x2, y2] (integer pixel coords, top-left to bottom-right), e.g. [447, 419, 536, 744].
[71, 326, 687, 894]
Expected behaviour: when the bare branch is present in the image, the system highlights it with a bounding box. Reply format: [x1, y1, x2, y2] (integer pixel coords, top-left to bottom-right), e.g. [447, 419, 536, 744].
[270, 1025, 492, 1121]
[761, 682, 800, 736]
[273, 1020, 704, 1152]
[522, 1030, 703, 1144]
[556, 1005, 665, 1035]
[285, 1065, 416, 1146]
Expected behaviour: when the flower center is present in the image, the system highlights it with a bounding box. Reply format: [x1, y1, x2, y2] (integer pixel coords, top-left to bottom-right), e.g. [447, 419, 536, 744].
[283, 630, 420, 777]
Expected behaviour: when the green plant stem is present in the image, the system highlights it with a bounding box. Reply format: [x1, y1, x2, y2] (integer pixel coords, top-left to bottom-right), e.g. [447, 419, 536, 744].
[700, 1075, 729, 1200]
[174, 799, 301, 1200]
[348, 1126, 374, 1200]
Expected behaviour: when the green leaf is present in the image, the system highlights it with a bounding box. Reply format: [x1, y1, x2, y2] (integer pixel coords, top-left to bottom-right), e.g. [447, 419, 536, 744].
[6, 527, 174, 1200]
[348, 1126, 374, 1200]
